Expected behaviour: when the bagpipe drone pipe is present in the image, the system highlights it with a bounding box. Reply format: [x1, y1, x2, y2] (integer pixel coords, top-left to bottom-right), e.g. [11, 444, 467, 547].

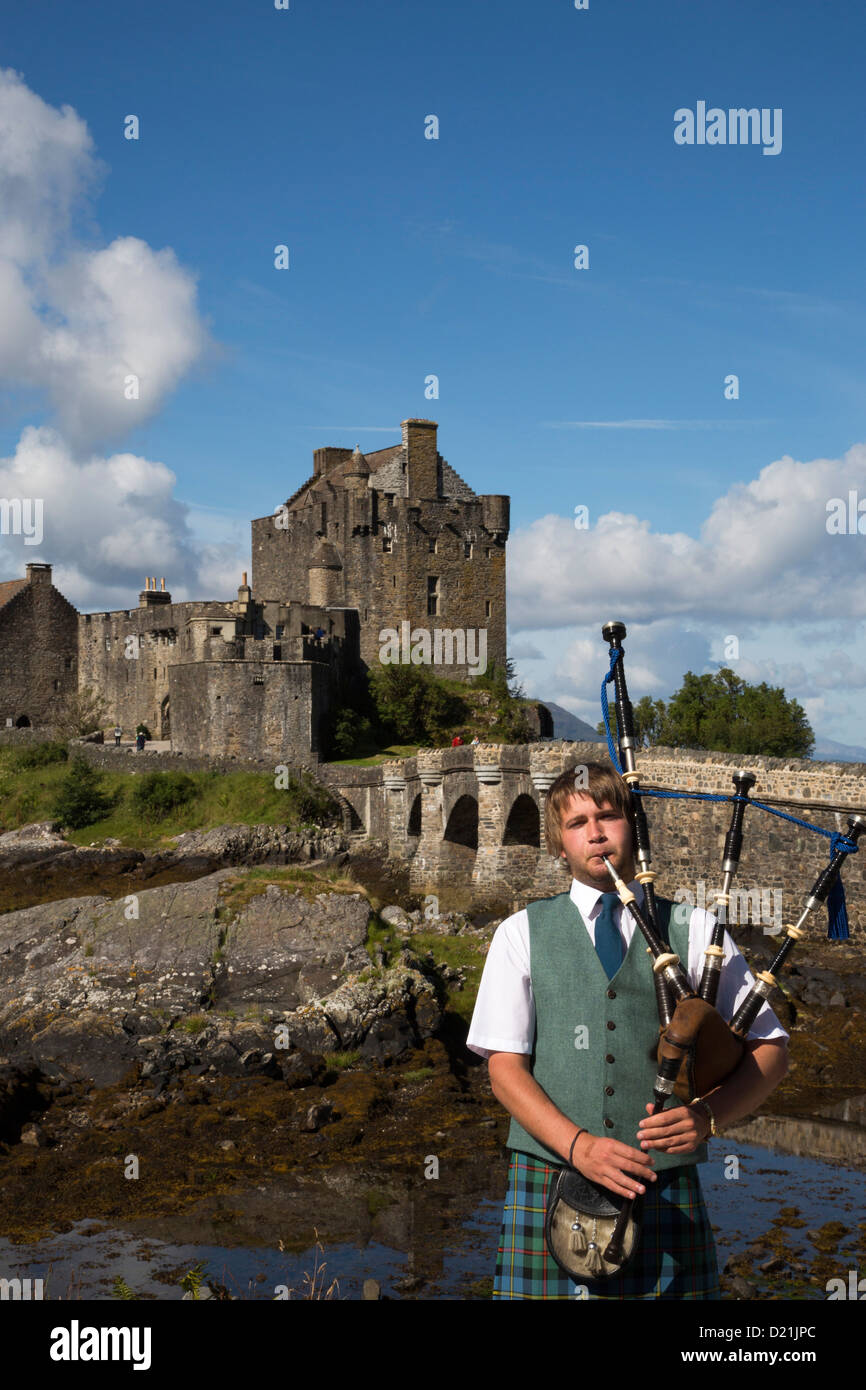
[597, 621, 865, 1264]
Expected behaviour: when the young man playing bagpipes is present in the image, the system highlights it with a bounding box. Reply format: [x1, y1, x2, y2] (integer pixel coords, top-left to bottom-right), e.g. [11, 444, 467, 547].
[467, 762, 790, 1299]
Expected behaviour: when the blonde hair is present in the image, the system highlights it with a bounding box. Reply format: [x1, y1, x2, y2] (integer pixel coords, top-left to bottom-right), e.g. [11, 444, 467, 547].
[544, 762, 635, 858]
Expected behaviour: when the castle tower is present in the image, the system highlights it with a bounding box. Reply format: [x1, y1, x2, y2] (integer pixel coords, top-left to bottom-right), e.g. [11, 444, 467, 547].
[249, 416, 510, 680]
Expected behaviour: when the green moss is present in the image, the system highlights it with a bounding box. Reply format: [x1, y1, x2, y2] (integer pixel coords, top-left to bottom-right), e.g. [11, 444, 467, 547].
[365, 1189, 395, 1218]
[365, 916, 402, 967]
[463, 1276, 494, 1300]
[217, 865, 368, 920]
[411, 931, 486, 1021]
[178, 1014, 209, 1035]
[403, 1068, 435, 1083]
[330, 1051, 361, 1070]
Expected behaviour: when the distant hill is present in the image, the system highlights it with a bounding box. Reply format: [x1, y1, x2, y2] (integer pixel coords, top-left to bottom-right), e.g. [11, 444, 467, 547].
[532, 698, 604, 743]
[811, 736, 866, 765]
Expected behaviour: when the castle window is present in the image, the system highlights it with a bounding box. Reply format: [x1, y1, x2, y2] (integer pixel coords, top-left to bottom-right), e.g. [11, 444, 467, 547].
[273, 645, 282, 660]
[105, 638, 111, 651]
[252, 675, 265, 685]
[211, 627, 221, 636]
[485, 600, 491, 617]
[427, 576, 439, 617]
[154, 667, 157, 679]
[392, 576, 396, 587]
[486, 547, 492, 558]
[64, 657, 73, 670]
[464, 541, 473, 559]
[383, 537, 392, 553]
[54, 679, 60, 691]
[429, 538, 437, 553]
[275, 624, 284, 639]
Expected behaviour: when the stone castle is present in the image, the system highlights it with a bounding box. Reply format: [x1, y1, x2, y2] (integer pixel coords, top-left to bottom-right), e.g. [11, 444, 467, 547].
[0, 418, 509, 761]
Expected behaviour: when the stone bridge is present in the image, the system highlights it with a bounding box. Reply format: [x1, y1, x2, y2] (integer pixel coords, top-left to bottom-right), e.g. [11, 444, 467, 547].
[320, 741, 866, 927]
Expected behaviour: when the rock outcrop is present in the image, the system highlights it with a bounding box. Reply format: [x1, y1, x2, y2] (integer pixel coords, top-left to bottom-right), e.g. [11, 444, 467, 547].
[0, 869, 439, 1088]
[171, 824, 346, 865]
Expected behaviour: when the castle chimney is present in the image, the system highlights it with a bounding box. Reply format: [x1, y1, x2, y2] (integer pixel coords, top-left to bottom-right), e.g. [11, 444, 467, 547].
[25, 563, 52, 586]
[403, 418, 439, 500]
[313, 445, 353, 478]
[139, 576, 172, 607]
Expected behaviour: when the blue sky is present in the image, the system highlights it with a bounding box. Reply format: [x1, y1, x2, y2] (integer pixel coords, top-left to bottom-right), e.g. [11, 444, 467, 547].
[1, 0, 865, 746]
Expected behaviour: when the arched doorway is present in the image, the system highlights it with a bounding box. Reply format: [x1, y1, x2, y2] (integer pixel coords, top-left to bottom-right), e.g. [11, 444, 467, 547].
[160, 695, 171, 739]
[15, 715, 30, 728]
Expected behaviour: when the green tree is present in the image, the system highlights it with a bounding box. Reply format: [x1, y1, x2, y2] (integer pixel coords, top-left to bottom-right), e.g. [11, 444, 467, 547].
[131, 771, 197, 819]
[597, 670, 813, 758]
[52, 756, 114, 829]
[369, 664, 468, 744]
[597, 698, 665, 748]
[660, 669, 813, 758]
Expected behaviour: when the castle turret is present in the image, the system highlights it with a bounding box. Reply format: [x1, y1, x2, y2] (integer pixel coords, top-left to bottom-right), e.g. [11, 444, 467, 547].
[309, 539, 342, 606]
[344, 444, 370, 487]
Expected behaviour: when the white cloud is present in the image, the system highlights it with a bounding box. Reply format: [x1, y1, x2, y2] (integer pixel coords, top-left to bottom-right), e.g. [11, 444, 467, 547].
[508, 448, 866, 741]
[0, 426, 244, 606]
[0, 67, 212, 450]
[0, 70, 230, 604]
[509, 444, 866, 629]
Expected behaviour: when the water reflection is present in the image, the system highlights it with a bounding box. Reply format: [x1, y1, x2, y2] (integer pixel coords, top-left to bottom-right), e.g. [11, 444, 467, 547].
[723, 1102, 866, 1170]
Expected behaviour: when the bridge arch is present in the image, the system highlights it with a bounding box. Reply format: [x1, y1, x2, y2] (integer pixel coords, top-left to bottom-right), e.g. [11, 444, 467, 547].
[502, 793, 540, 847]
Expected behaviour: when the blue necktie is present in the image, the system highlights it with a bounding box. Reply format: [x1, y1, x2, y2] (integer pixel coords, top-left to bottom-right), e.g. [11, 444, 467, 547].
[594, 892, 624, 979]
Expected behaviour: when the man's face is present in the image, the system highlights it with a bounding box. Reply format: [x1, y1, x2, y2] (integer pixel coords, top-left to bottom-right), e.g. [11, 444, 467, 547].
[558, 792, 636, 889]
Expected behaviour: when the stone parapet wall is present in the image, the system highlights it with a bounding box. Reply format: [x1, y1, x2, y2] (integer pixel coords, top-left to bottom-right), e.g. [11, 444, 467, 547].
[635, 745, 866, 809]
[72, 744, 310, 776]
[323, 741, 866, 931]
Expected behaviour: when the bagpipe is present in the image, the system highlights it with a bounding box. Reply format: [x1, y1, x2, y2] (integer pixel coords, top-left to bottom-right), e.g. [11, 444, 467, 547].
[597, 620, 865, 1265]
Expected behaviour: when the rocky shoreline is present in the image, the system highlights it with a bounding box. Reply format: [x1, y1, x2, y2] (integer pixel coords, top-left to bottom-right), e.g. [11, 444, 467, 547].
[0, 822, 864, 1298]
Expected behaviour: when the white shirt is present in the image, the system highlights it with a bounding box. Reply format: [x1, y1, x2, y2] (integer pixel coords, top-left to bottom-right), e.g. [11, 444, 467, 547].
[466, 877, 788, 1058]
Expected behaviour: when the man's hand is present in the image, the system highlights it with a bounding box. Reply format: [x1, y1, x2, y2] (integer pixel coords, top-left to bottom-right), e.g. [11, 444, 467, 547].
[636, 1102, 710, 1155]
[572, 1131, 658, 1199]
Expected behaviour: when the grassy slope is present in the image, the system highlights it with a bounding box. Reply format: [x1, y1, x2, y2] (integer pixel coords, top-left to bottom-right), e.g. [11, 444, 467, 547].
[0, 753, 339, 850]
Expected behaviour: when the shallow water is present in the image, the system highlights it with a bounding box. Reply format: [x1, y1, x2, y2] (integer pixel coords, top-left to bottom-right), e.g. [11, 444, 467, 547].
[1, 1127, 863, 1300]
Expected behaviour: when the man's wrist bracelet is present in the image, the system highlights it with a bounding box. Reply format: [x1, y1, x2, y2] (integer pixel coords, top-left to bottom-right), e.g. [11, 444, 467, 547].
[568, 1127, 586, 1166]
[692, 1098, 717, 1137]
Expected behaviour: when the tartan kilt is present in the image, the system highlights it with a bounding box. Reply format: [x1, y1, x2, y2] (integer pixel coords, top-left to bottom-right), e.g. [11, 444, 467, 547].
[493, 1151, 720, 1300]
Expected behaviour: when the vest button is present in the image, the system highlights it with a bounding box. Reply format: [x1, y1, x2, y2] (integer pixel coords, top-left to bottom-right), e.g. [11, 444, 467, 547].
[606, 1021, 615, 1030]
[605, 1086, 614, 1096]
[605, 1054, 615, 1064]
[603, 1118, 614, 1129]
[607, 988, 616, 999]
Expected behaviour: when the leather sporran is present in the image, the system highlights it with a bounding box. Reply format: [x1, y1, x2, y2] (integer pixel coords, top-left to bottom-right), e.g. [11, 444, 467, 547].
[545, 1167, 643, 1281]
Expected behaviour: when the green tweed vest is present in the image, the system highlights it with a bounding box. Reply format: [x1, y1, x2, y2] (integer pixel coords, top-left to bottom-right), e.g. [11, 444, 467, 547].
[506, 892, 708, 1171]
